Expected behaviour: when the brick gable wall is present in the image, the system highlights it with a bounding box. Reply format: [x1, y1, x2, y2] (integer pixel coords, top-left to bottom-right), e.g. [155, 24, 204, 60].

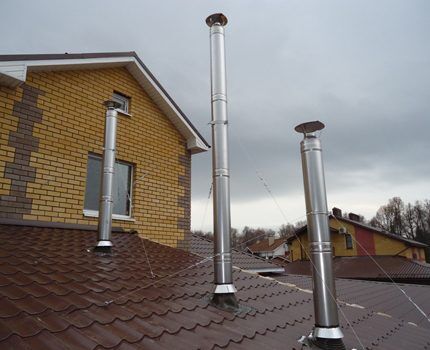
[0, 67, 191, 248]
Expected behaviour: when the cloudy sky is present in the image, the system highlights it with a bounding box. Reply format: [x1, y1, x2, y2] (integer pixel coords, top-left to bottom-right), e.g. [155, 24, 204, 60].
[1, 0, 429, 231]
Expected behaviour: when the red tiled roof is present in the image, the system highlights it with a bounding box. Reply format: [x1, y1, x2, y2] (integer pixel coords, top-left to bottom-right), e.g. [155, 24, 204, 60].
[1, 224, 430, 349]
[247, 238, 286, 253]
[283, 256, 430, 280]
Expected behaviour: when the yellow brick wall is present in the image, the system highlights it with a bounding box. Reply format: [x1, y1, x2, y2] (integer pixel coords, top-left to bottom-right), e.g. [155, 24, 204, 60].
[0, 67, 191, 248]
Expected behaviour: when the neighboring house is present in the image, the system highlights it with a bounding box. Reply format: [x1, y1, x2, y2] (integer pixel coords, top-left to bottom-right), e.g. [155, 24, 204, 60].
[247, 237, 288, 259]
[1, 224, 430, 349]
[190, 233, 285, 274]
[288, 208, 428, 262]
[0, 52, 209, 248]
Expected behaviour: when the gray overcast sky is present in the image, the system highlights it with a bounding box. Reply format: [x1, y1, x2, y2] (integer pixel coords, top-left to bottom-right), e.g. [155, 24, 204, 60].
[1, 0, 429, 231]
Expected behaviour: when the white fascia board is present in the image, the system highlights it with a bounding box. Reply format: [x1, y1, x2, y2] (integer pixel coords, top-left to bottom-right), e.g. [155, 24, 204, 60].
[127, 58, 208, 154]
[26, 56, 135, 71]
[0, 63, 27, 88]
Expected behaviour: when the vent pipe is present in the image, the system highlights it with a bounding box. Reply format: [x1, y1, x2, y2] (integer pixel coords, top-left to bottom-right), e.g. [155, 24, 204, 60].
[295, 121, 345, 350]
[206, 13, 238, 309]
[94, 100, 121, 253]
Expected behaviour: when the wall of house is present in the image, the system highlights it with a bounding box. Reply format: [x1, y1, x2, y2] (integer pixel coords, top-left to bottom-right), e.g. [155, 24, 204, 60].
[0, 67, 191, 248]
[329, 218, 357, 257]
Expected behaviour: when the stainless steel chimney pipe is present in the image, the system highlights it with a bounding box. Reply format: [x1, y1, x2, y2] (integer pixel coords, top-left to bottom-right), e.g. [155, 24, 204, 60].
[95, 100, 121, 253]
[206, 13, 238, 307]
[295, 121, 345, 349]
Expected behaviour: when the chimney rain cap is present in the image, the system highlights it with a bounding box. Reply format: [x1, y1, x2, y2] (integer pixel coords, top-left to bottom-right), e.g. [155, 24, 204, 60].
[103, 100, 122, 109]
[206, 13, 228, 27]
[294, 121, 325, 134]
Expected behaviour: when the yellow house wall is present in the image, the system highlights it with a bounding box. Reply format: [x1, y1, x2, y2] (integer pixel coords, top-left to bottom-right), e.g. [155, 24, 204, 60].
[0, 67, 191, 248]
[373, 233, 407, 256]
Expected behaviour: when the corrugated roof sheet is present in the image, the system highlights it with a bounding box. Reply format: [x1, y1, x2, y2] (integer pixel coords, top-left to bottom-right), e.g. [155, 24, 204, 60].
[283, 256, 430, 280]
[276, 274, 430, 330]
[1, 224, 430, 349]
[190, 234, 284, 273]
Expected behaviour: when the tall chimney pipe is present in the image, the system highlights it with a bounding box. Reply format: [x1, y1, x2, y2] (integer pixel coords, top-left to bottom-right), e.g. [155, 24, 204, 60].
[295, 121, 345, 350]
[206, 13, 238, 309]
[94, 100, 121, 253]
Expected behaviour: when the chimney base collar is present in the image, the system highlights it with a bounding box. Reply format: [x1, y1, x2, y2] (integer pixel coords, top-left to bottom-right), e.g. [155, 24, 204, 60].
[94, 240, 113, 254]
[213, 284, 237, 294]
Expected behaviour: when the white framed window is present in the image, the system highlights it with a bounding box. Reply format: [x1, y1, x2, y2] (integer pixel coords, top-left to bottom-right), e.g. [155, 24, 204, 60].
[112, 92, 130, 114]
[83, 154, 133, 220]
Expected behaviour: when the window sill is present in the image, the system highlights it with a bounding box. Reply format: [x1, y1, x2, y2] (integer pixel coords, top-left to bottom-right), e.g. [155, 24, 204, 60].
[116, 109, 132, 118]
[83, 210, 135, 222]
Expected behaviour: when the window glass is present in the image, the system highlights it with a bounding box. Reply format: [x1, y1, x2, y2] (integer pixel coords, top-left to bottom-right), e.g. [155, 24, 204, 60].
[84, 154, 132, 216]
[345, 234, 353, 249]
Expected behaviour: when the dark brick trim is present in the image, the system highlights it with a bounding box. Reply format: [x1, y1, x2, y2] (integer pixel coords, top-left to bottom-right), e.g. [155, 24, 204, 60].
[0, 84, 44, 219]
[0, 218, 125, 232]
[177, 151, 191, 250]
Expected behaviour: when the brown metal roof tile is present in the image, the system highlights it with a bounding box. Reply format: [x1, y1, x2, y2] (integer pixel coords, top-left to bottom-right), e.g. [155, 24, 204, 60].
[1, 224, 430, 349]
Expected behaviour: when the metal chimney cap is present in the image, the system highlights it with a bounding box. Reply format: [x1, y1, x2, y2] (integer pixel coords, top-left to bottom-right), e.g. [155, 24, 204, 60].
[294, 121, 325, 134]
[103, 100, 122, 109]
[206, 13, 228, 27]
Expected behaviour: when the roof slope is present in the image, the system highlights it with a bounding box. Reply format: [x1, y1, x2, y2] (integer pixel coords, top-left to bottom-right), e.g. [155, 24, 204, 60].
[1, 225, 430, 349]
[247, 238, 286, 253]
[0, 52, 209, 154]
[283, 256, 430, 281]
[190, 234, 284, 273]
[276, 274, 430, 330]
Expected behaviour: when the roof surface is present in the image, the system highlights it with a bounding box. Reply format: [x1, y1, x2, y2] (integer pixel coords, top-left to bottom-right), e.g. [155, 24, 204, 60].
[277, 274, 430, 330]
[247, 238, 286, 253]
[1, 224, 430, 349]
[283, 255, 430, 281]
[0, 51, 209, 153]
[190, 234, 284, 273]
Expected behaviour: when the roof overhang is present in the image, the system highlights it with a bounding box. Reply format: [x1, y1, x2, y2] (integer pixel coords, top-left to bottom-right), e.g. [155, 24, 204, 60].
[0, 52, 209, 154]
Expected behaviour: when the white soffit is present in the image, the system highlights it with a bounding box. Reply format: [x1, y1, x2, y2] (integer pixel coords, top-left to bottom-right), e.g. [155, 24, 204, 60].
[0, 54, 208, 154]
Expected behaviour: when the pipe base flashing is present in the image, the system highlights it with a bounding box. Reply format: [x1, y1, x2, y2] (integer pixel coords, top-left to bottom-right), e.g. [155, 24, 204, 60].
[310, 337, 346, 350]
[210, 292, 239, 311]
[299, 327, 346, 350]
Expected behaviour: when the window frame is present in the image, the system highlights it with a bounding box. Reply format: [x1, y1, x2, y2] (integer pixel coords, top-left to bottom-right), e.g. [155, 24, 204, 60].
[112, 91, 131, 115]
[83, 154, 134, 221]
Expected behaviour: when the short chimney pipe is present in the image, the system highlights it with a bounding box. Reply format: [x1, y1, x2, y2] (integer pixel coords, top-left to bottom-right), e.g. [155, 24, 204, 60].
[94, 100, 121, 253]
[206, 13, 238, 309]
[295, 121, 345, 349]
